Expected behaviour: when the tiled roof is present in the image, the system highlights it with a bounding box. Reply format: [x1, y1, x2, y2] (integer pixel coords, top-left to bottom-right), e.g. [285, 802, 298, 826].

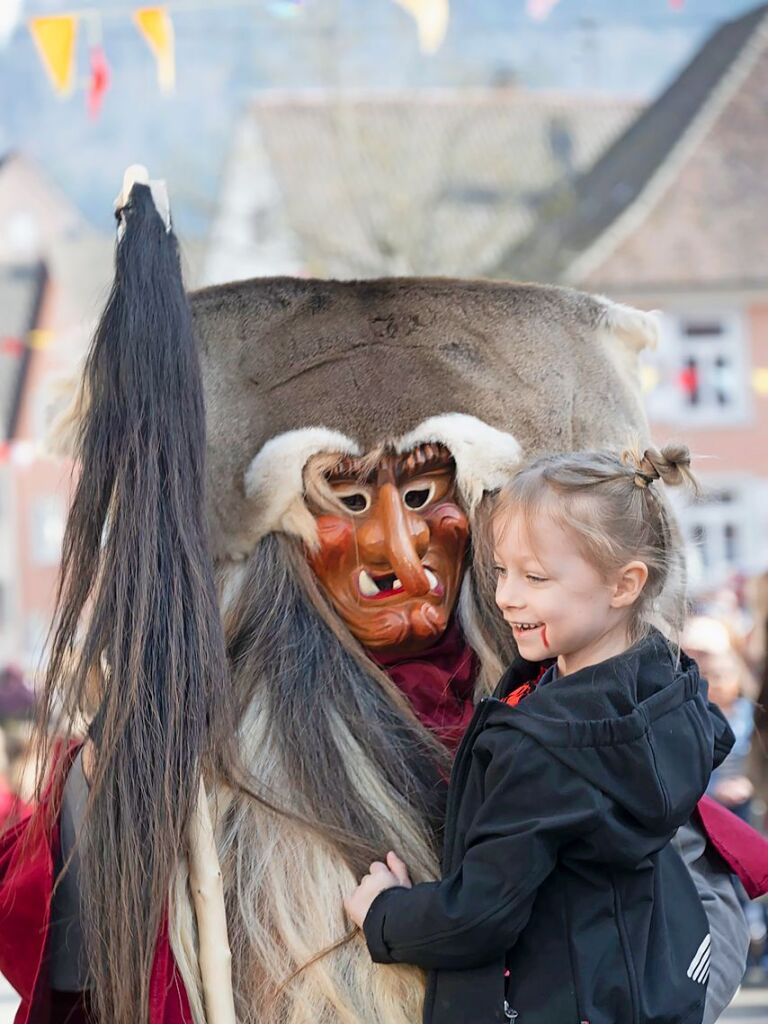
[209, 87, 641, 280]
[501, 4, 768, 288]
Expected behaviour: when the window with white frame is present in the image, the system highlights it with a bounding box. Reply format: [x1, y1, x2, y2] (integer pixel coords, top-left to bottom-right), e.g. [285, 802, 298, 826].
[645, 311, 749, 426]
[675, 484, 750, 592]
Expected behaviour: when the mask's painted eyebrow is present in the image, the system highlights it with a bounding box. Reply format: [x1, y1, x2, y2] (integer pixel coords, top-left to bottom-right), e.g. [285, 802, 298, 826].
[325, 455, 374, 484]
[398, 442, 454, 480]
[325, 443, 455, 486]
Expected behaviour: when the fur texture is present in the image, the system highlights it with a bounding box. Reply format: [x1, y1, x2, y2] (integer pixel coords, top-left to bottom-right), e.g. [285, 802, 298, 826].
[241, 415, 520, 545]
[243, 428, 361, 552]
[169, 533, 512, 1024]
[394, 414, 523, 515]
[191, 277, 655, 559]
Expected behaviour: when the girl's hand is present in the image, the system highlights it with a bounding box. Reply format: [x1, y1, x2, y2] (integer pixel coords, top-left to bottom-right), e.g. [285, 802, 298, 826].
[344, 851, 412, 928]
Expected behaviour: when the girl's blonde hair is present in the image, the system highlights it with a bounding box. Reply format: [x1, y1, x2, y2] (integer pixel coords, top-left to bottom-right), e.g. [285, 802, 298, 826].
[493, 443, 699, 640]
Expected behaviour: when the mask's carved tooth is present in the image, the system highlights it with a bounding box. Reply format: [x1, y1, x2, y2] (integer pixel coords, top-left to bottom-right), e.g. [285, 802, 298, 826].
[358, 570, 379, 597]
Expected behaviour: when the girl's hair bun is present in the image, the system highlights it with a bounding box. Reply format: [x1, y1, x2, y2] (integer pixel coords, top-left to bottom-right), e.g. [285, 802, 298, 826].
[622, 444, 698, 493]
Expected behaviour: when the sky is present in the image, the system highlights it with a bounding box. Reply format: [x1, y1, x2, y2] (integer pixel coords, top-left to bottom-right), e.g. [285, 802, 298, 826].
[1, 0, 764, 235]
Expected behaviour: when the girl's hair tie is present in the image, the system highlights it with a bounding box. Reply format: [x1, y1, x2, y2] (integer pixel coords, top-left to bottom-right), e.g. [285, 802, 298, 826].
[633, 469, 658, 489]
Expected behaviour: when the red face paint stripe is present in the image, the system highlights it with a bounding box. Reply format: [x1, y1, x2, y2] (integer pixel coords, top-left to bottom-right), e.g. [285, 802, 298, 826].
[541, 624, 549, 648]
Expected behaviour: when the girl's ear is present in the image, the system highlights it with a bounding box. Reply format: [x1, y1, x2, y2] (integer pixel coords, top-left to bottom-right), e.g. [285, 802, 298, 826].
[611, 560, 649, 609]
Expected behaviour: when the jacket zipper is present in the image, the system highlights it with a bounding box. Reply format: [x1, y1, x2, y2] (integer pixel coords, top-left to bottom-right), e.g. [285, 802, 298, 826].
[611, 872, 640, 1024]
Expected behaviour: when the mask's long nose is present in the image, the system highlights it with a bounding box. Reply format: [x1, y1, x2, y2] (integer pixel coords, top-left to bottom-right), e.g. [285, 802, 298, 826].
[378, 483, 431, 595]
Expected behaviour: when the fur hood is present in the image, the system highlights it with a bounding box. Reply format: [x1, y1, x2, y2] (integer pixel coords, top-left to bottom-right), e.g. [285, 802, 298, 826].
[191, 276, 657, 560]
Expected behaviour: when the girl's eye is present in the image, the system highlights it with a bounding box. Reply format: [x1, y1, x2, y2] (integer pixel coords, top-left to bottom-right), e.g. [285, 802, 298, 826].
[339, 492, 370, 513]
[493, 565, 506, 577]
[526, 574, 547, 583]
[403, 483, 435, 509]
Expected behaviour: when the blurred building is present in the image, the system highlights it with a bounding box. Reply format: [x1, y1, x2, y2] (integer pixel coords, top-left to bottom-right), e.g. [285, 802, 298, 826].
[0, 153, 112, 670]
[204, 85, 642, 283]
[504, 4, 768, 594]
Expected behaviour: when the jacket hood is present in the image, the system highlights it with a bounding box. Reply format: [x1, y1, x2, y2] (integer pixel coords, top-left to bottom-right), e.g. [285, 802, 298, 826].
[488, 630, 734, 834]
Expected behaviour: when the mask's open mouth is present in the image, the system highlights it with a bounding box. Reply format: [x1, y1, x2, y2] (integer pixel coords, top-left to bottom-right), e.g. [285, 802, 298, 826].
[358, 568, 441, 599]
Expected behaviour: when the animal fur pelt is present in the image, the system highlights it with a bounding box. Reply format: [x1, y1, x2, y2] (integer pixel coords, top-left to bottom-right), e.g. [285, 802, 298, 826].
[190, 277, 656, 558]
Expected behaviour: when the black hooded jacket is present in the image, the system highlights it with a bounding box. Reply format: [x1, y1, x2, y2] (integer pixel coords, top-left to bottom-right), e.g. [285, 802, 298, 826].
[363, 631, 735, 1024]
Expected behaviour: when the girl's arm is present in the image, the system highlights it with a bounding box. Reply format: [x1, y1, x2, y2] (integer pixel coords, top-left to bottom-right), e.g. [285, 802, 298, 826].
[360, 733, 603, 970]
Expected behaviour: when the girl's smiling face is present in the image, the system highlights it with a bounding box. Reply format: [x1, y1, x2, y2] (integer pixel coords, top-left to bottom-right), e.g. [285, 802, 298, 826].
[492, 508, 646, 675]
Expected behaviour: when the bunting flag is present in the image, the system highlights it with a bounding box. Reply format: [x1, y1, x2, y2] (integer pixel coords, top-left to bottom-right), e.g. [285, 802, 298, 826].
[88, 45, 111, 118]
[526, 0, 562, 21]
[133, 6, 175, 93]
[640, 365, 659, 394]
[1, 337, 25, 356]
[28, 329, 54, 352]
[393, 0, 449, 55]
[28, 14, 78, 95]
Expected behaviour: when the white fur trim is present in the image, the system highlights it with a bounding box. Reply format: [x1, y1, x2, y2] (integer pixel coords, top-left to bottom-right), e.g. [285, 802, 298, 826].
[596, 296, 659, 353]
[244, 427, 360, 543]
[395, 414, 523, 511]
[242, 416, 522, 548]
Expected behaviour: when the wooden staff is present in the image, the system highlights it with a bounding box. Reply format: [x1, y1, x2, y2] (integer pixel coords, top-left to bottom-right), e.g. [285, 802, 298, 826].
[187, 778, 237, 1024]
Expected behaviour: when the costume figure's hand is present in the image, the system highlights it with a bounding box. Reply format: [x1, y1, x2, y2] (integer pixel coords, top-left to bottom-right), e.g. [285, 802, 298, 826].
[344, 852, 412, 928]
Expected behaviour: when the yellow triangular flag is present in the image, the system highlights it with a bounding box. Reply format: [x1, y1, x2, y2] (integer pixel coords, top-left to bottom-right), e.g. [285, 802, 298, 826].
[28, 329, 54, 352]
[393, 0, 449, 55]
[28, 15, 78, 95]
[133, 7, 175, 94]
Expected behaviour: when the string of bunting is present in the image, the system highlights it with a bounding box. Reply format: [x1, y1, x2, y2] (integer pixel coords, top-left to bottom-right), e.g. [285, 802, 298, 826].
[27, 5, 175, 115]
[1, 330, 53, 354]
[24, 0, 454, 116]
[23, 0, 693, 112]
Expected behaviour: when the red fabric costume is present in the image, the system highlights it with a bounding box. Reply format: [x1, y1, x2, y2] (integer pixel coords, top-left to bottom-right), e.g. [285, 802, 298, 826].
[0, 743, 190, 1024]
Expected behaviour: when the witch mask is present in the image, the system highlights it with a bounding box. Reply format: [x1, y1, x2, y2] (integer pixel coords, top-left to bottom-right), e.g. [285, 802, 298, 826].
[305, 443, 469, 653]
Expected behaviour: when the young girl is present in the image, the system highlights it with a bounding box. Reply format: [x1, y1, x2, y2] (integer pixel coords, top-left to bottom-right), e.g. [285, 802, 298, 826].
[345, 445, 735, 1024]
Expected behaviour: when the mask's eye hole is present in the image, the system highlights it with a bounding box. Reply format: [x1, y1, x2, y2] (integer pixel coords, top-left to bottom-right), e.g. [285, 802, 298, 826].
[339, 492, 369, 513]
[403, 483, 435, 510]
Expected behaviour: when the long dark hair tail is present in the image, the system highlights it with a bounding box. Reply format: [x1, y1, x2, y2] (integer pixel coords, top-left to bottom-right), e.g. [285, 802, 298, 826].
[38, 181, 231, 1024]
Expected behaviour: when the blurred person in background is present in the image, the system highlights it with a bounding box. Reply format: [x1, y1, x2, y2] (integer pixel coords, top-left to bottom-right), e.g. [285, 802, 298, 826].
[683, 614, 767, 980]
[0, 665, 36, 830]
[0, 666, 36, 722]
[0, 727, 16, 829]
[746, 573, 768, 835]
[0, 723, 32, 830]
[702, 652, 756, 822]
[683, 616, 758, 823]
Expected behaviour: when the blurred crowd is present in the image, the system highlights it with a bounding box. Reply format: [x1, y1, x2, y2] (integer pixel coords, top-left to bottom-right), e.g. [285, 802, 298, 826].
[0, 666, 35, 830]
[683, 571, 768, 981]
